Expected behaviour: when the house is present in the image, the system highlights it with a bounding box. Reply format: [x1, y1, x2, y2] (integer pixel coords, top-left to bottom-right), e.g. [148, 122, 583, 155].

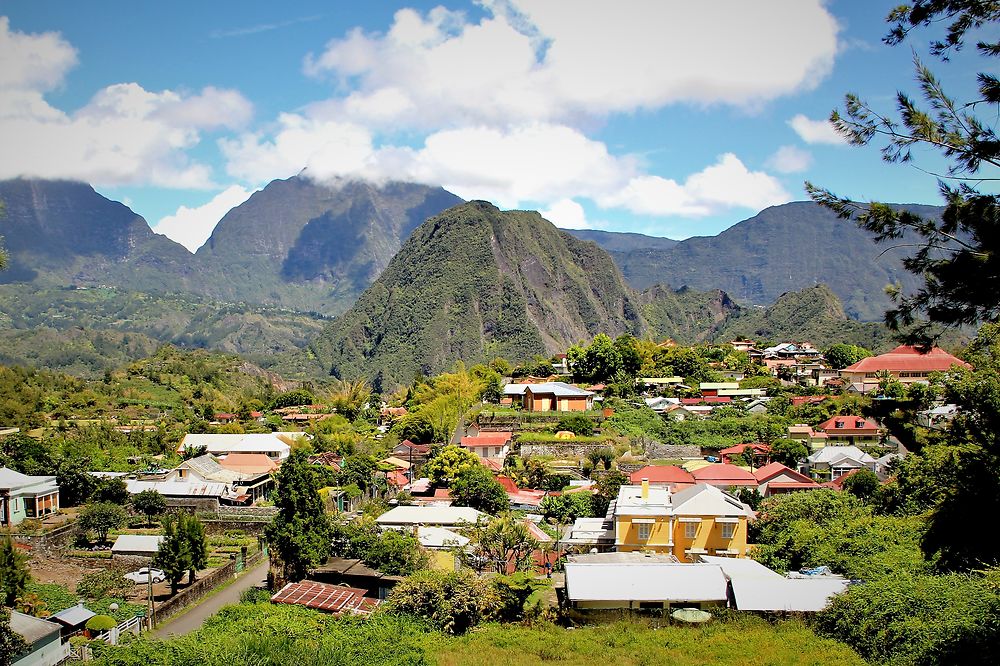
[638, 377, 685, 392]
[391, 440, 431, 464]
[763, 342, 820, 359]
[753, 463, 820, 496]
[917, 403, 959, 428]
[875, 452, 905, 480]
[416, 526, 470, 550]
[308, 451, 343, 470]
[804, 446, 877, 480]
[379, 406, 408, 426]
[718, 443, 771, 466]
[176, 432, 304, 461]
[0, 467, 60, 526]
[309, 558, 404, 600]
[840, 345, 971, 392]
[271, 580, 380, 614]
[730, 339, 756, 352]
[816, 415, 881, 447]
[171, 454, 274, 503]
[125, 479, 230, 511]
[612, 481, 752, 559]
[497, 475, 546, 510]
[460, 432, 512, 460]
[745, 398, 771, 415]
[502, 383, 528, 407]
[787, 423, 829, 450]
[522, 382, 594, 412]
[689, 464, 758, 488]
[375, 505, 488, 528]
[698, 382, 740, 397]
[665, 404, 712, 420]
[563, 552, 729, 611]
[111, 534, 164, 559]
[643, 396, 679, 413]
[11, 611, 70, 666]
[628, 465, 695, 491]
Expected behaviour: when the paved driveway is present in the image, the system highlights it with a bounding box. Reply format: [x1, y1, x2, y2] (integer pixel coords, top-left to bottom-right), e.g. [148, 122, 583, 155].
[152, 558, 269, 638]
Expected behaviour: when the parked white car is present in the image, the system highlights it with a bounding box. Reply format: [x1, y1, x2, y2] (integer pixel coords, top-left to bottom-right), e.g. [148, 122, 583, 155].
[125, 567, 165, 584]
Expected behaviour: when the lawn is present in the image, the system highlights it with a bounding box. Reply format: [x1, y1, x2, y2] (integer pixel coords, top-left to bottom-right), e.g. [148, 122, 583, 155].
[431, 618, 865, 666]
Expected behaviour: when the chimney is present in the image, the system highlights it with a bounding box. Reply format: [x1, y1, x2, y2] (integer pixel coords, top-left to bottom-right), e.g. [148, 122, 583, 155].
[641, 478, 649, 500]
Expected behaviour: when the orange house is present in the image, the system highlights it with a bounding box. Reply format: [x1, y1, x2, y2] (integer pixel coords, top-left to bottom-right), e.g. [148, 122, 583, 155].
[522, 382, 594, 412]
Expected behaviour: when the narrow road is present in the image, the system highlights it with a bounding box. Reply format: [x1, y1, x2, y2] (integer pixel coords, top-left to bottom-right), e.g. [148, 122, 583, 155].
[152, 558, 269, 638]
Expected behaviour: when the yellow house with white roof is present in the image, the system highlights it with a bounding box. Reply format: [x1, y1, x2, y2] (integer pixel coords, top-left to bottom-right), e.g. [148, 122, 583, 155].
[613, 480, 752, 560]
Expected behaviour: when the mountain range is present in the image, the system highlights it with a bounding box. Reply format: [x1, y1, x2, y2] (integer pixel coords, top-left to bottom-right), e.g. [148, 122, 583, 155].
[0, 176, 935, 381]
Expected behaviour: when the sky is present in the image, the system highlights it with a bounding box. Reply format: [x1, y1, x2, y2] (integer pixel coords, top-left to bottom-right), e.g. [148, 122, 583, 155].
[0, 1, 986, 251]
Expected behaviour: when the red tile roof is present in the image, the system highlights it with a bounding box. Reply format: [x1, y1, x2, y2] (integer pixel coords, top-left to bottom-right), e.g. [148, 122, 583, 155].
[461, 432, 512, 447]
[629, 465, 695, 486]
[690, 464, 758, 485]
[397, 440, 431, 454]
[843, 345, 971, 373]
[480, 458, 503, 472]
[817, 415, 879, 435]
[766, 480, 821, 490]
[754, 462, 814, 484]
[219, 453, 279, 475]
[271, 581, 378, 615]
[790, 395, 830, 407]
[719, 443, 771, 456]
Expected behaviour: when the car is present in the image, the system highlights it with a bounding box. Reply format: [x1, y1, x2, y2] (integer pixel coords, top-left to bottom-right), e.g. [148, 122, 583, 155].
[125, 567, 165, 584]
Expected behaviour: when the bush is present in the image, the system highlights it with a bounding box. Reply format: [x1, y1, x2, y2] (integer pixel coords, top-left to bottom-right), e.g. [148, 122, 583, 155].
[240, 587, 272, 604]
[85, 615, 117, 632]
[815, 571, 1000, 665]
[555, 414, 595, 436]
[382, 569, 501, 634]
[76, 569, 131, 600]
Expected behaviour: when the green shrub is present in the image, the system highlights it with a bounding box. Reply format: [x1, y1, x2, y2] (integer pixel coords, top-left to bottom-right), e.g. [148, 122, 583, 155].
[555, 414, 595, 436]
[85, 615, 117, 632]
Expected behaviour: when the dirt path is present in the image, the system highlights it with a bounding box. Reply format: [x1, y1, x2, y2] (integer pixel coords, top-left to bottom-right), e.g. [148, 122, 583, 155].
[152, 558, 269, 638]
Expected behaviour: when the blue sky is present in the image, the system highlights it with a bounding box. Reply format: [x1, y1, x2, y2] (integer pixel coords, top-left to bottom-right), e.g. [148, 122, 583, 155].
[0, 1, 985, 250]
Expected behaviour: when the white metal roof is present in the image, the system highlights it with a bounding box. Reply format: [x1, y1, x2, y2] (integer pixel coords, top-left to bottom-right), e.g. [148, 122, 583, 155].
[671, 484, 752, 518]
[807, 446, 876, 465]
[178, 432, 302, 455]
[111, 534, 165, 554]
[503, 384, 528, 395]
[416, 526, 470, 548]
[615, 484, 671, 516]
[0, 467, 58, 494]
[375, 505, 487, 526]
[730, 577, 849, 612]
[565, 560, 728, 602]
[699, 554, 783, 580]
[50, 603, 96, 627]
[523, 382, 593, 397]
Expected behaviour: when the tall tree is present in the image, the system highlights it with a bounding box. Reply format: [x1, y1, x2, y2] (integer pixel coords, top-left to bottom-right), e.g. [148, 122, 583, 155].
[450, 466, 508, 514]
[0, 536, 29, 607]
[131, 490, 166, 527]
[183, 513, 209, 583]
[154, 514, 190, 596]
[265, 450, 331, 583]
[807, 2, 1000, 344]
[78, 502, 128, 544]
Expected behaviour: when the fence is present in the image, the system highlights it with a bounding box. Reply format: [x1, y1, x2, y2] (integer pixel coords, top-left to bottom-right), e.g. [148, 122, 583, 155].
[152, 549, 266, 626]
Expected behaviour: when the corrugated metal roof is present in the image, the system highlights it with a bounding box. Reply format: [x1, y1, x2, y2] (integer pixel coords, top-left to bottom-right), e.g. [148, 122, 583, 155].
[730, 577, 849, 612]
[271, 581, 378, 615]
[126, 480, 228, 497]
[11, 610, 62, 642]
[524, 382, 593, 397]
[51, 603, 96, 627]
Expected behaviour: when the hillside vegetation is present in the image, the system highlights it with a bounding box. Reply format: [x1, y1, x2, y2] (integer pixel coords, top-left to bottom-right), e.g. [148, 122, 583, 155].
[287, 201, 646, 386]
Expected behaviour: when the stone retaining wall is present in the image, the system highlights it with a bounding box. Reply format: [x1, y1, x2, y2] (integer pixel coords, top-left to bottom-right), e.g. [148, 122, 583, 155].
[645, 444, 701, 460]
[11, 521, 79, 556]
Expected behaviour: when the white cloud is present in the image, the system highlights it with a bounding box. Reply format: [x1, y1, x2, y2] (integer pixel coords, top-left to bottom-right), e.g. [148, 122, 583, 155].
[0, 19, 252, 188]
[599, 154, 790, 217]
[767, 145, 813, 173]
[154, 185, 255, 252]
[0, 16, 77, 91]
[303, 1, 840, 128]
[542, 199, 590, 229]
[789, 114, 847, 145]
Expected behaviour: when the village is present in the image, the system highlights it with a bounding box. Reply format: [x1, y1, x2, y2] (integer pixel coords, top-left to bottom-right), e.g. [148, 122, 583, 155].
[0, 335, 972, 664]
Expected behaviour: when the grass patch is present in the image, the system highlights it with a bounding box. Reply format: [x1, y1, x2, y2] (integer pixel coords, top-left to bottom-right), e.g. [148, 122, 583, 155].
[430, 618, 866, 666]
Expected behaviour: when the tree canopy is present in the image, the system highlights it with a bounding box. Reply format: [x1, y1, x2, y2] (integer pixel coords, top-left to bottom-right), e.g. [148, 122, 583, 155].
[808, 1, 1000, 344]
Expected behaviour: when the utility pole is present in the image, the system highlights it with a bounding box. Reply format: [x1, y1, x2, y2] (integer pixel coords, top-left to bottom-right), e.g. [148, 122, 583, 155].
[147, 574, 154, 629]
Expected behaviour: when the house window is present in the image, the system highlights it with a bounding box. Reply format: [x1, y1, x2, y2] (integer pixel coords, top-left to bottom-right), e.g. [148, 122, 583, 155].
[637, 524, 651, 541]
[720, 523, 736, 539]
[684, 522, 698, 539]
[835, 420, 844, 428]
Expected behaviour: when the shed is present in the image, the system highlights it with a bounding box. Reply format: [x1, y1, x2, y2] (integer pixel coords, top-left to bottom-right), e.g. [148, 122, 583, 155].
[11, 610, 68, 666]
[111, 534, 164, 558]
